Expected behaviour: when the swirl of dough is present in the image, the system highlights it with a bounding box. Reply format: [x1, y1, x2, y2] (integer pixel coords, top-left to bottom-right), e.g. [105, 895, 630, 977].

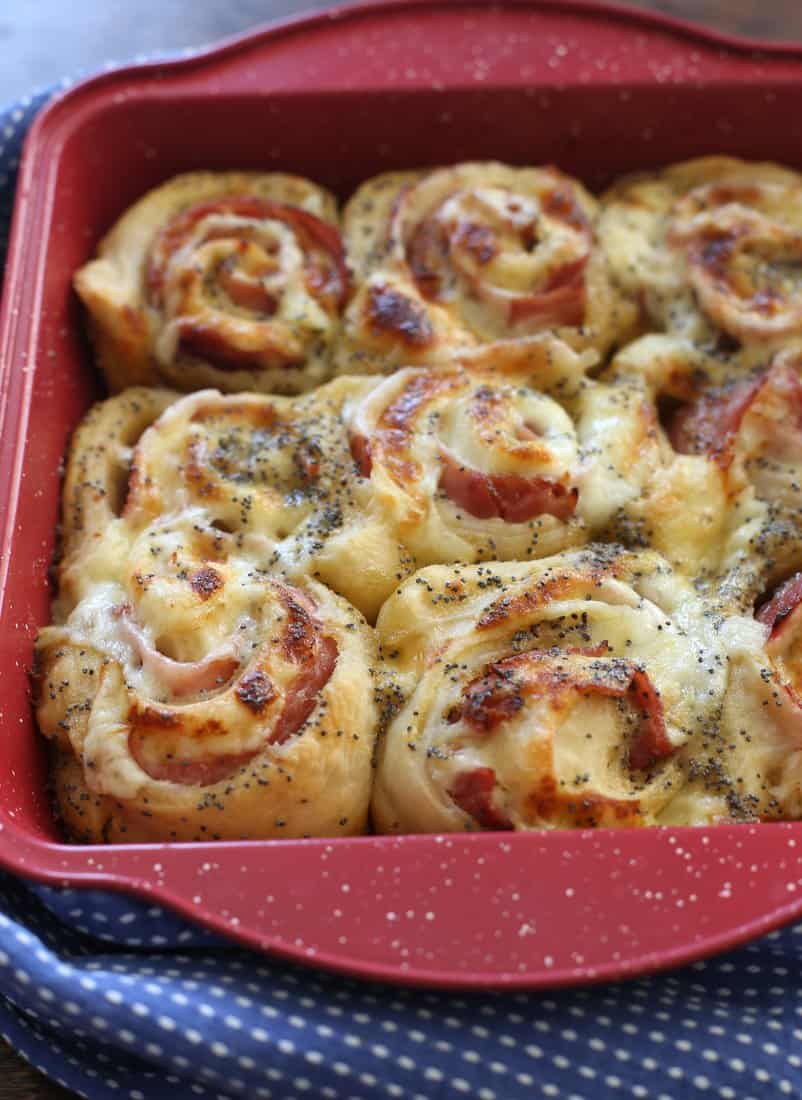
[599, 157, 802, 349]
[662, 578, 802, 825]
[118, 383, 409, 622]
[337, 162, 633, 374]
[346, 345, 589, 565]
[74, 172, 347, 394]
[655, 345, 802, 609]
[52, 387, 179, 619]
[34, 513, 377, 843]
[372, 547, 725, 833]
[573, 334, 802, 596]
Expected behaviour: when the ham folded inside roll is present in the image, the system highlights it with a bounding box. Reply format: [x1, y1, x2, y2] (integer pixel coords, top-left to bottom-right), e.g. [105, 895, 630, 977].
[599, 156, 802, 352]
[75, 172, 348, 395]
[372, 547, 726, 833]
[35, 515, 377, 843]
[344, 339, 591, 569]
[34, 389, 379, 843]
[337, 161, 635, 374]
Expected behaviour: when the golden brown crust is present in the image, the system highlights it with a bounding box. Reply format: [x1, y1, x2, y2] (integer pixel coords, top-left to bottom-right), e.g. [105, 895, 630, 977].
[36, 387, 381, 843]
[336, 162, 637, 375]
[345, 339, 591, 568]
[75, 172, 346, 395]
[36, 544, 378, 843]
[599, 156, 802, 352]
[372, 548, 728, 834]
[54, 388, 179, 620]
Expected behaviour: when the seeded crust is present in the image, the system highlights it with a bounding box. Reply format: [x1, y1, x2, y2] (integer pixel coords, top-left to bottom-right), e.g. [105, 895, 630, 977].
[74, 172, 344, 395]
[36, 387, 380, 843]
[36, 572, 378, 843]
[335, 162, 638, 376]
[371, 548, 737, 833]
[598, 156, 802, 354]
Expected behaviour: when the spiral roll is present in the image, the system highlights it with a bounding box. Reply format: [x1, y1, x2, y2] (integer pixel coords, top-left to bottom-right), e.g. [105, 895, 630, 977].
[336, 162, 634, 374]
[345, 338, 594, 567]
[372, 547, 725, 833]
[75, 172, 348, 395]
[36, 538, 376, 842]
[599, 157, 802, 351]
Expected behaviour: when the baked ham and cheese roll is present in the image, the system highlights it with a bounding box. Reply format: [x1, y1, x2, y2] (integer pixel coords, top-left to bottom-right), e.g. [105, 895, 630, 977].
[336, 162, 635, 374]
[599, 157, 802, 352]
[372, 547, 725, 833]
[577, 334, 738, 584]
[345, 338, 593, 566]
[74, 172, 347, 395]
[649, 343, 802, 610]
[35, 510, 378, 843]
[665, 576, 802, 824]
[63, 384, 410, 623]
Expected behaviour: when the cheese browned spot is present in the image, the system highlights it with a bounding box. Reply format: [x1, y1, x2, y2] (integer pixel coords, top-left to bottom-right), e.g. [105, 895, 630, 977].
[189, 566, 224, 600]
[366, 284, 434, 347]
[235, 670, 277, 714]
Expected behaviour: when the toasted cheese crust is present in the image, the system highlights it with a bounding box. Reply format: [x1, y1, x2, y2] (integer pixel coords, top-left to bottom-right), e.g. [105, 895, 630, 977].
[74, 172, 346, 395]
[599, 156, 802, 352]
[335, 162, 637, 375]
[372, 549, 729, 833]
[35, 390, 379, 843]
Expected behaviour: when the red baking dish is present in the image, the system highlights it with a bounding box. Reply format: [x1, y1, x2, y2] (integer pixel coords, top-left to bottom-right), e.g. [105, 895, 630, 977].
[7, 0, 802, 991]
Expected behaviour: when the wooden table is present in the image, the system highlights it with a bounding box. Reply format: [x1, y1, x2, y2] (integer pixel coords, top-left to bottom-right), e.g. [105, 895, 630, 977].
[2, 0, 800, 1096]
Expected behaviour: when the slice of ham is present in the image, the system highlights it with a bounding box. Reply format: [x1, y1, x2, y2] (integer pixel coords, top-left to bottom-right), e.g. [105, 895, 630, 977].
[756, 571, 802, 639]
[506, 256, 588, 328]
[117, 615, 239, 698]
[129, 742, 259, 787]
[148, 195, 348, 311]
[625, 668, 674, 771]
[351, 370, 578, 523]
[124, 584, 339, 787]
[269, 634, 338, 745]
[439, 449, 577, 523]
[349, 432, 373, 478]
[448, 767, 513, 830]
[668, 376, 761, 462]
[449, 648, 673, 772]
[405, 181, 591, 331]
[668, 364, 802, 467]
